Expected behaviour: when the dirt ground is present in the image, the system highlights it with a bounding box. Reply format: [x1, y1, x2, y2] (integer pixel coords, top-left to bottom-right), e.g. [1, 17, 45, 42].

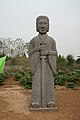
[0, 77, 80, 120]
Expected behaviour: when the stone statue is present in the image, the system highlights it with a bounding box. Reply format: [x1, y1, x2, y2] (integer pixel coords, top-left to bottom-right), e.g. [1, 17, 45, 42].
[29, 15, 57, 110]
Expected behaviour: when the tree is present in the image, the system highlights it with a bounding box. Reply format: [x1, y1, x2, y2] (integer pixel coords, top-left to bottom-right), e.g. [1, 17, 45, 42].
[0, 37, 29, 58]
[67, 54, 75, 65]
[57, 54, 67, 69]
[76, 58, 80, 64]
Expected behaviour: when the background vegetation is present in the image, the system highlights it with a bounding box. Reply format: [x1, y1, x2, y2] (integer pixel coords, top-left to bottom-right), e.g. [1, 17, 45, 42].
[0, 38, 80, 89]
[0, 54, 80, 89]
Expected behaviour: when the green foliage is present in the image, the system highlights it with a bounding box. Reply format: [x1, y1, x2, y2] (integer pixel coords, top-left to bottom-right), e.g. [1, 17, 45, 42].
[55, 54, 80, 89]
[57, 55, 67, 69]
[13, 70, 32, 89]
[55, 69, 66, 86]
[19, 75, 32, 89]
[19, 72, 32, 89]
[0, 75, 4, 85]
[55, 74, 66, 86]
[12, 69, 80, 89]
[13, 72, 23, 80]
[66, 71, 79, 82]
[55, 69, 80, 89]
[76, 58, 80, 64]
[1, 54, 79, 90]
[56, 69, 65, 75]
[0, 71, 9, 85]
[6, 56, 30, 72]
[13, 70, 25, 80]
[67, 82, 76, 89]
[67, 54, 75, 65]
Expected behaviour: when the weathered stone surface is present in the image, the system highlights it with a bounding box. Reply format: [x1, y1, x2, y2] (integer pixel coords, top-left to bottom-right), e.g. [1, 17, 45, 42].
[28, 15, 57, 110]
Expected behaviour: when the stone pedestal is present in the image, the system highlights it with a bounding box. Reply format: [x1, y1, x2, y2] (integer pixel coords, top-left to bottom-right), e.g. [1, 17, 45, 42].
[29, 106, 57, 111]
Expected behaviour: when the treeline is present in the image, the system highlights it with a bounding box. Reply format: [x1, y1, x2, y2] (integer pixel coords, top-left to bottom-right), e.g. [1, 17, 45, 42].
[0, 38, 80, 89]
[57, 54, 80, 68]
[0, 38, 29, 58]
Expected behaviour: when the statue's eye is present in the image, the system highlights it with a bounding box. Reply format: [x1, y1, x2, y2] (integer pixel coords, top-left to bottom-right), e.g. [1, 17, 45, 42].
[40, 43, 42, 45]
[39, 22, 47, 25]
[39, 22, 43, 25]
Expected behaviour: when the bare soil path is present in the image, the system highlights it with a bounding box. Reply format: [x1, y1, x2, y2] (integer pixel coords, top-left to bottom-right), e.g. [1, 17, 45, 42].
[0, 77, 80, 120]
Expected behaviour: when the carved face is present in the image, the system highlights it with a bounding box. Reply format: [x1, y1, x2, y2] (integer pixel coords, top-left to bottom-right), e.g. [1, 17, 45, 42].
[36, 16, 49, 34]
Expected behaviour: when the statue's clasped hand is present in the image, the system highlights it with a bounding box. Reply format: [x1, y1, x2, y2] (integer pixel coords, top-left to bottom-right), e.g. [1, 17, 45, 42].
[40, 50, 57, 56]
[40, 51, 49, 56]
[37, 44, 46, 52]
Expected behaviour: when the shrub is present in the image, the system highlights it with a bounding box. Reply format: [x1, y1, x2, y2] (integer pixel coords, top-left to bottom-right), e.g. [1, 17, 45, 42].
[66, 75, 77, 83]
[0, 71, 9, 85]
[13, 70, 32, 89]
[19, 76, 32, 89]
[13, 71, 24, 80]
[55, 75, 66, 86]
[67, 82, 76, 89]
[67, 54, 75, 65]
[0, 75, 4, 85]
[54, 68, 80, 88]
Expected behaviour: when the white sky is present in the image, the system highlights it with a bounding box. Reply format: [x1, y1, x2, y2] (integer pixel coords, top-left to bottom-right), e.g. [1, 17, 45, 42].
[0, 0, 80, 58]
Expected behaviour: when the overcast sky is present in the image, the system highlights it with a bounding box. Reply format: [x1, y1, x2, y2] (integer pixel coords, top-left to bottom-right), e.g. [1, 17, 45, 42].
[0, 0, 80, 58]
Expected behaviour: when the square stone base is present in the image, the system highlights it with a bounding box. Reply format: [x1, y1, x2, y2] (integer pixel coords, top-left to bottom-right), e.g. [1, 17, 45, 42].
[29, 106, 57, 112]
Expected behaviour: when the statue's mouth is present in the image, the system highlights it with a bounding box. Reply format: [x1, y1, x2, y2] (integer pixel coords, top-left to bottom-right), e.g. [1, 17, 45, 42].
[41, 28, 46, 31]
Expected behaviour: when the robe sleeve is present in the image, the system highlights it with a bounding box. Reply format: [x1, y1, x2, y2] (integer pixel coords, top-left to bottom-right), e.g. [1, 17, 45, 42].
[48, 38, 57, 75]
[28, 39, 40, 75]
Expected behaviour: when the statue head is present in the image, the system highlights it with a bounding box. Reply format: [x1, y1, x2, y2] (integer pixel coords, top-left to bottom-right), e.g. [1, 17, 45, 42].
[36, 15, 49, 34]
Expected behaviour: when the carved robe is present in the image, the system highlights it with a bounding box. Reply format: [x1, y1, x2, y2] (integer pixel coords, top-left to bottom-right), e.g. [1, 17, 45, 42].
[29, 34, 57, 108]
